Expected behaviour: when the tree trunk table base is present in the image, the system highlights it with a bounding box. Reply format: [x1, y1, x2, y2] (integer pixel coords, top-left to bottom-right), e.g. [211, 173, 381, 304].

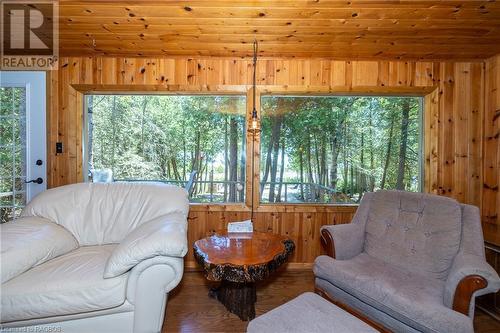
[209, 281, 257, 321]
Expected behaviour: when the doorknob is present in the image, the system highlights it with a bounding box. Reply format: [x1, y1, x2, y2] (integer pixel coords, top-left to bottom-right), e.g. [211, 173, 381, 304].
[25, 177, 43, 184]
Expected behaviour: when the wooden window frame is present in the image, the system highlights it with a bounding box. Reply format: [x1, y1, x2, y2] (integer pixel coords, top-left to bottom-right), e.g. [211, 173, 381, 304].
[252, 85, 437, 212]
[76, 84, 251, 210]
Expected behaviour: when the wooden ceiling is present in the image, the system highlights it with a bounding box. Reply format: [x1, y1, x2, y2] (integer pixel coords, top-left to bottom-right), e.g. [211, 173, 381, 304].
[58, 0, 500, 60]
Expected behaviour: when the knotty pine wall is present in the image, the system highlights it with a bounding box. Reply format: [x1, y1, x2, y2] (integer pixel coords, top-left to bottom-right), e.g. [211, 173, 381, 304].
[483, 55, 500, 246]
[47, 57, 492, 267]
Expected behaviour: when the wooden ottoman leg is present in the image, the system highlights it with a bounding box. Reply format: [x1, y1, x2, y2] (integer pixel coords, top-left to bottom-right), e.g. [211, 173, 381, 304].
[209, 281, 257, 321]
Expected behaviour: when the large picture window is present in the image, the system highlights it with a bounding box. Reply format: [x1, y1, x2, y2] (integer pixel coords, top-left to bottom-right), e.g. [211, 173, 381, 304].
[86, 95, 246, 203]
[260, 96, 422, 204]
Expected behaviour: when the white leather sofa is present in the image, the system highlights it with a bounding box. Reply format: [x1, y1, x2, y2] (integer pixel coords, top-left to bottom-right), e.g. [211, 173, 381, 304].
[1, 182, 189, 333]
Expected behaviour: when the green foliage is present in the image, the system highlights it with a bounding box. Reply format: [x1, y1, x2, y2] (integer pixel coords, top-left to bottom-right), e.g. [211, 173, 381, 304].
[89, 94, 420, 204]
[260, 96, 421, 203]
[0, 89, 422, 212]
[1, 87, 26, 223]
[88, 95, 246, 203]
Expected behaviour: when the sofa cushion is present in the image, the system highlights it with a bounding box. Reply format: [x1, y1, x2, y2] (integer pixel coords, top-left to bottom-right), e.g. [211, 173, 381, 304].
[1, 216, 78, 283]
[314, 254, 473, 333]
[104, 212, 188, 278]
[1, 245, 128, 323]
[364, 191, 461, 280]
[21, 182, 189, 246]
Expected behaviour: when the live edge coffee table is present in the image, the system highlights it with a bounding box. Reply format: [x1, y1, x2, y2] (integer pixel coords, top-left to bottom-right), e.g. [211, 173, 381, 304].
[193, 231, 295, 321]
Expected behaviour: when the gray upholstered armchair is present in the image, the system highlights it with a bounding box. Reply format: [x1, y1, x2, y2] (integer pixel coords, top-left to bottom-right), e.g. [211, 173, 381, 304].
[314, 190, 500, 333]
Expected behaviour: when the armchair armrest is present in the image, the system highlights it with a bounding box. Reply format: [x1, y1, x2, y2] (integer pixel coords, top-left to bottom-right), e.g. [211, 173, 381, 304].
[104, 213, 188, 278]
[444, 253, 500, 317]
[320, 223, 364, 260]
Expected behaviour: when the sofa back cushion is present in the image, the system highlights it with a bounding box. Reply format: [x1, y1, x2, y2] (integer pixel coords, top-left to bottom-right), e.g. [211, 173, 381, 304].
[22, 182, 189, 246]
[364, 191, 462, 280]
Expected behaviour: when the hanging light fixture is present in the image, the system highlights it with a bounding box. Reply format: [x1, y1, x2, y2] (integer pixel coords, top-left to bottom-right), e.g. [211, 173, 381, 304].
[250, 39, 259, 223]
[251, 40, 258, 131]
[226, 40, 259, 232]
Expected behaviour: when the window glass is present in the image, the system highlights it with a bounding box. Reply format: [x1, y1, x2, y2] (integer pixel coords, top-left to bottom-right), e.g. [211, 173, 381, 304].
[87, 95, 246, 203]
[260, 96, 422, 204]
[0, 87, 26, 223]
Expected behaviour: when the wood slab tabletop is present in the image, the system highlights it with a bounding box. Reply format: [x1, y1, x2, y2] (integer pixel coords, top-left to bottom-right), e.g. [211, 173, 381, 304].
[193, 231, 295, 283]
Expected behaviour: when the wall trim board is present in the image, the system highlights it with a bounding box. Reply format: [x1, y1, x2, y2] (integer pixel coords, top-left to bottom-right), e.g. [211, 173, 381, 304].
[71, 84, 249, 94]
[257, 85, 437, 96]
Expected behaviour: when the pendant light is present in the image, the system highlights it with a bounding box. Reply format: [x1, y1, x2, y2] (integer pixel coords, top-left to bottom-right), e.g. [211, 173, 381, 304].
[251, 40, 258, 130]
[250, 40, 259, 222]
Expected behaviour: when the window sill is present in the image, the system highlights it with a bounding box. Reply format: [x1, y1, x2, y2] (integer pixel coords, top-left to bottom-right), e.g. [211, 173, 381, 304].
[187, 202, 359, 213]
[256, 204, 358, 213]
[189, 203, 250, 212]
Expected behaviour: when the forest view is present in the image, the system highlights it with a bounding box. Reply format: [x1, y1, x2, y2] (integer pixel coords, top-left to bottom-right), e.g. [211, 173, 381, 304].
[0, 87, 26, 223]
[88, 95, 246, 203]
[260, 96, 421, 203]
[88, 94, 421, 204]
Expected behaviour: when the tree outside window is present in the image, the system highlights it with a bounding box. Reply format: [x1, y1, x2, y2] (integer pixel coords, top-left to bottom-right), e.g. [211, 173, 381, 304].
[87, 95, 246, 203]
[260, 96, 421, 204]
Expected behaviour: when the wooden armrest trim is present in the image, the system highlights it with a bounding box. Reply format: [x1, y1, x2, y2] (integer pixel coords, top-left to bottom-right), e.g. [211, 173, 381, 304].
[452, 274, 488, 316]
[320, 228, 336, 259]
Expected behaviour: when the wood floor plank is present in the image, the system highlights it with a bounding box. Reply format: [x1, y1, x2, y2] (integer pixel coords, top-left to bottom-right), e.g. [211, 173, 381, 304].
[162, 270, 500, 333]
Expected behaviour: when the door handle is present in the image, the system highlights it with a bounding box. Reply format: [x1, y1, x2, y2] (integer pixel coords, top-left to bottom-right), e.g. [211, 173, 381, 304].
[25, 177, 44, 184]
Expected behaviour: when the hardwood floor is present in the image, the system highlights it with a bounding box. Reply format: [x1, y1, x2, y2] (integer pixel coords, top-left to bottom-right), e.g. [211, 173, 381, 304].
[163, 270, 500, 333]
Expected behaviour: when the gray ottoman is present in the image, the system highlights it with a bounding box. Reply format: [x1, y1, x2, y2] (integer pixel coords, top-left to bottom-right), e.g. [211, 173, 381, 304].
[247, 292, 378, 333]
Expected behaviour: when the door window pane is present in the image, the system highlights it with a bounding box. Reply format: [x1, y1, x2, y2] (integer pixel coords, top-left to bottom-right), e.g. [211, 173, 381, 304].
[0, 87, 27, 223]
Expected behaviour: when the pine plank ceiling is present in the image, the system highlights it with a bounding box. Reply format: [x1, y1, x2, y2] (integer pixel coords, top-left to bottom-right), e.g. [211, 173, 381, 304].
[59, 0, 500, 60]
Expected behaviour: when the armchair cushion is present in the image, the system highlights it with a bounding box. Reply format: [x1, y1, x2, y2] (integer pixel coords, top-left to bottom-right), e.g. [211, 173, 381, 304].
[314, 254, 473, 333]
[104, 213, 188, 278]
[364, 191, 462, 280]
[1, 245, 128, 323]
[443, 253, 500, 311]
[321, 223, 364, 260]
[1, 216, 78, 283]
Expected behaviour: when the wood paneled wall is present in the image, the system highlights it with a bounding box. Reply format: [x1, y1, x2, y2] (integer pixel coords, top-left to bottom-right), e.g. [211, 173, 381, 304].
[186, 205, 356, 269]
[483, 56, 500, 245]
[47, 56, 494, 267]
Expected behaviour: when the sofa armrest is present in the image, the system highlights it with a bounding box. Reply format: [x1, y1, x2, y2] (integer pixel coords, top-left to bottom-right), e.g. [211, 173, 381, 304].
[1, 216, 78, 283]
[444, 253, 500, 317]
[320, 223, 364, 260]
[104, 213, 188, 278]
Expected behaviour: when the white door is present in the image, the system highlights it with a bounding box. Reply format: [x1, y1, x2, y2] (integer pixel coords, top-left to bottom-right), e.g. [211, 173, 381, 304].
[0, 71, 46, 223]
